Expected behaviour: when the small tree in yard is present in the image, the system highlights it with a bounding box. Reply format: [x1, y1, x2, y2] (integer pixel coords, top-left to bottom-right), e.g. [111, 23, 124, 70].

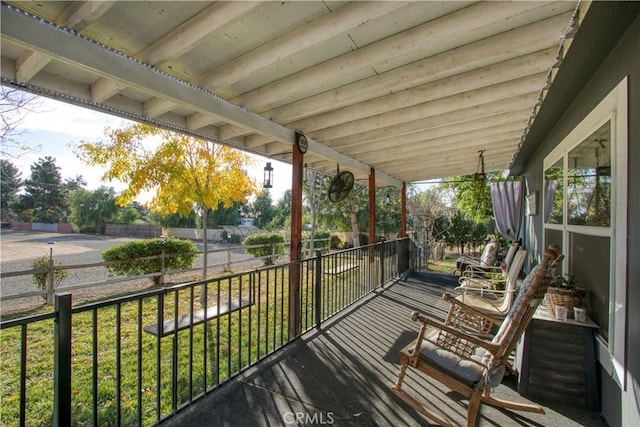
[32, 255, 68, 300]
[243, 233, 285, 266]
[102, 237, 198, 285]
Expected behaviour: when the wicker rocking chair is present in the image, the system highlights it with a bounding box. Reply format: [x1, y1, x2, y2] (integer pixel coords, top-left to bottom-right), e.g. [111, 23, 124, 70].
[391, 246, 558, 426]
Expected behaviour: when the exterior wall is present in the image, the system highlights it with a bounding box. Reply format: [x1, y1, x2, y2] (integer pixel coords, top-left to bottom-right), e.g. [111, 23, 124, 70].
[166, 227, 224, 242]
[9, 222, 74, 233]
[520, 10, 639, 426]
[104, 224, 162, 238]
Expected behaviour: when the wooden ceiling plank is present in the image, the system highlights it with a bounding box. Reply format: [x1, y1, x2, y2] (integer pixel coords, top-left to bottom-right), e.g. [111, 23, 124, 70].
[345, 126, 526, 163]
[305, 48, 555, 141]
[238, 11, 573, 118]
[138, 2, 261, 67]
[229, 54, 549, 151]
[345, 122, 527, 163]
[324, 82, 541, 149]
[197, 1, 409, 92]
[231, 2, 574, 113]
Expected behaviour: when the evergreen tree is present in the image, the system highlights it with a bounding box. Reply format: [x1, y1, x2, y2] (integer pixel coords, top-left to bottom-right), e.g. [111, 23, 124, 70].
[19, 156, 66, 223]
[0, 159, 22, 222]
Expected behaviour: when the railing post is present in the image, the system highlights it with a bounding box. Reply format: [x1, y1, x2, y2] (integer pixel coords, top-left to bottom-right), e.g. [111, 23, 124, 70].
[160, 248, 165, 285]
[398, 238, 407, 273]
[379, 240, 385, 286]
[53, 293, 72, 427]
[314, 250, 322, 329]
[47, 256, 55, 305]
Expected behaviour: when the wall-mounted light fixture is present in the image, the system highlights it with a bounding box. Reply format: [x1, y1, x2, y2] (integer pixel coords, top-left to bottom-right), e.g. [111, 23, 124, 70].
[263, 162, 274, 189]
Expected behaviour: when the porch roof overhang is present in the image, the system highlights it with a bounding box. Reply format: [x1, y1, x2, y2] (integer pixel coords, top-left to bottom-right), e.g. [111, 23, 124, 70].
[1, 1, 586, 187]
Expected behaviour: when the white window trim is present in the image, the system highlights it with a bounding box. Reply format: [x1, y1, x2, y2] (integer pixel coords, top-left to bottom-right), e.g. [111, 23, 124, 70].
[543, 77, 628, 389]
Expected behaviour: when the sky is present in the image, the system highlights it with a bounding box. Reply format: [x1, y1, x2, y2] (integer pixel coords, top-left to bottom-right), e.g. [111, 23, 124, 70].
[6, 95, 292, 203]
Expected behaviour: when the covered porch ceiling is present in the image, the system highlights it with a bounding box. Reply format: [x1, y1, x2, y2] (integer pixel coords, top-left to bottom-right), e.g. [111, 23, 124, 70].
[0, 1, 585, 187]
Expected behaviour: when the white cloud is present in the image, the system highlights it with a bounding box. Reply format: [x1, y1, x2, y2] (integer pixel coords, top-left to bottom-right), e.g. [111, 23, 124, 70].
[21, 97, 132, 137]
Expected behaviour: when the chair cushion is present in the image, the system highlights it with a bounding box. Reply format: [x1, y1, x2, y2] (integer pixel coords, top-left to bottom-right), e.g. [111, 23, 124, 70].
[419, 330, 486, 385]
[480, 241, 498, 267]
[417, 330, 506, 387]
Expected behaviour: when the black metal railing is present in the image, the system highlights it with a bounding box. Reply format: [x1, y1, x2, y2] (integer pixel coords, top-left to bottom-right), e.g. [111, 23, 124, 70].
[0, 238, 417, 426]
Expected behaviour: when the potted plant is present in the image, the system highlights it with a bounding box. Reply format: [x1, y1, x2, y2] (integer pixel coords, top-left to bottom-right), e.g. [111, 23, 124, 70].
[546, 273, 585, 318]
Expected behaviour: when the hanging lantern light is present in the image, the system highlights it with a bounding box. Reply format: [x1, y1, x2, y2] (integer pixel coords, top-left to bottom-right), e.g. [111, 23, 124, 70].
[384, 192, 391, 206]
[263, 162, 274, 189]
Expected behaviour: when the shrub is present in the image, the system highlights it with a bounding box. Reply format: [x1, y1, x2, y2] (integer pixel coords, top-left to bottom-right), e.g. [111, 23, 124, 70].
[302, 230, 331, 253]
[242, 233, 285, 265]
[330, 234, 343, 249]
[102, 237, 198, 285]
[32, 255, 69, 299]
[359, 233, 369, 246]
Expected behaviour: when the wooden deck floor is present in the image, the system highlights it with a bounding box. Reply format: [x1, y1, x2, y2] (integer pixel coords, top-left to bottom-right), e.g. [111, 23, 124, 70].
[161, 271, 607, 426]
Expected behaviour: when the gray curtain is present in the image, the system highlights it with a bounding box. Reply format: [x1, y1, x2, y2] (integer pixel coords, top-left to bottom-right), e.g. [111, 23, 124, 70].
[490, 179, 523, 241]
[543, 179, 558, 223]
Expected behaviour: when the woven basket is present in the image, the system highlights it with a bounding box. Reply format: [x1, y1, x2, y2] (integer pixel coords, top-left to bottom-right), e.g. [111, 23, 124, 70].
[546, 287, 584, 318]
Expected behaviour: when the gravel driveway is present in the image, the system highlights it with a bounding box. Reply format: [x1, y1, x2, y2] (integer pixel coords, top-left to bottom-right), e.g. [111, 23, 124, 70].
[0, 230, 260, 316]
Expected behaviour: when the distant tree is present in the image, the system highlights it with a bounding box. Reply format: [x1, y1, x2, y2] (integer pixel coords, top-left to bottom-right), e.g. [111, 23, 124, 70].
[249, 190, 275, 229]
[375, 186, 401, 236]
[443, 172, 500, 225]
[0, 87, 41, 157]
[17, 156, 66, 223]
[0, 159, 22, 222]
[117, 205, 141, 224]
[68, 187, 120, 233]
[63, 175, 87, 194]
[149, 211, 198, 228]
[406, 185, 452, 259]
[209, 200, 242, 228]
[304, 170, 329, 255]
[445, 211, 476, 254]
[266, 189, 291, 229]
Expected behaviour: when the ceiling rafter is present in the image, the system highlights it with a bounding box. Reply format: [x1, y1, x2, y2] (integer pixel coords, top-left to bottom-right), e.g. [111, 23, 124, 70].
[15, 1, 113, 83]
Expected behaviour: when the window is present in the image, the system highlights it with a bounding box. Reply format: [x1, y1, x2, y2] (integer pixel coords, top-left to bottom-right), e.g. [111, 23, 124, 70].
[542, 78, 627, 387]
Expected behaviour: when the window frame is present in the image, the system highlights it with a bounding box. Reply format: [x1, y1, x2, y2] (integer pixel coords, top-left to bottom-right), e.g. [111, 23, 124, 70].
[542, 77, 628, 388]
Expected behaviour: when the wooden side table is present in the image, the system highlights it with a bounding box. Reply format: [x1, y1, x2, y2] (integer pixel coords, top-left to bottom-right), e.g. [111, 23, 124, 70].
[516, 305, 600, 411]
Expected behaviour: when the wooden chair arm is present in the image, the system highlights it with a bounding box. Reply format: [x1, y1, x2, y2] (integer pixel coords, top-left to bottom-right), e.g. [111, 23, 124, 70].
[443, 293, 503, 328]
[410, 311, 502, 356]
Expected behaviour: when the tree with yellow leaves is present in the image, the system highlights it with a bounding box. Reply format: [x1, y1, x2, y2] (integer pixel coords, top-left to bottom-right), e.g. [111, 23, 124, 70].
[75, 123, 259, 281]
